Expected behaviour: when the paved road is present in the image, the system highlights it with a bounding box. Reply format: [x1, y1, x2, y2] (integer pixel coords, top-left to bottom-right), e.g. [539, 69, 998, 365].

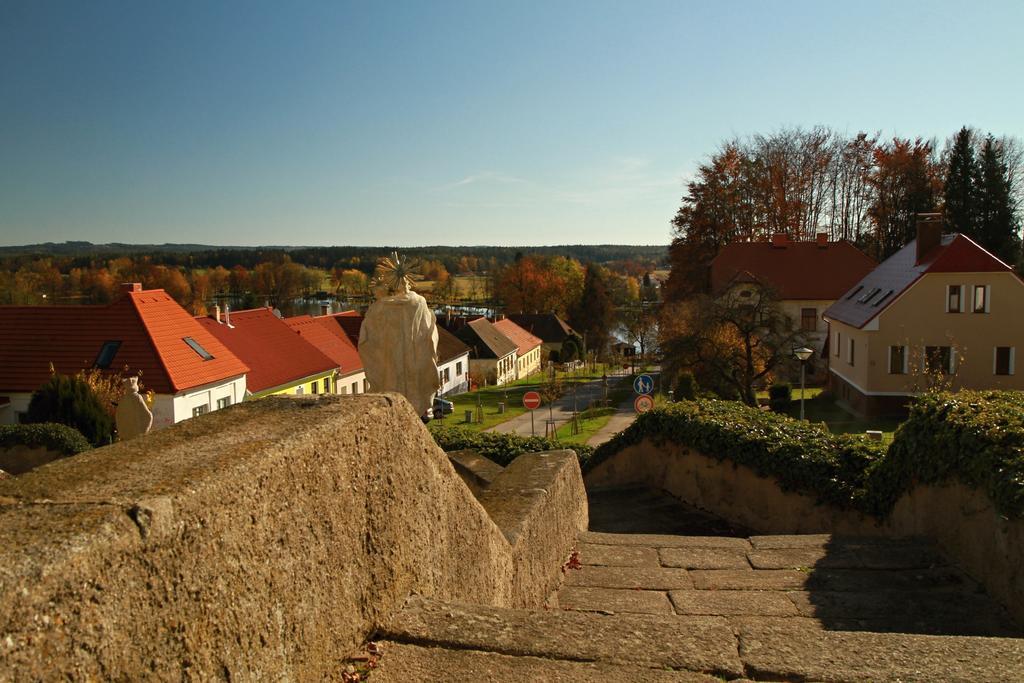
[486, 371, 629, 438]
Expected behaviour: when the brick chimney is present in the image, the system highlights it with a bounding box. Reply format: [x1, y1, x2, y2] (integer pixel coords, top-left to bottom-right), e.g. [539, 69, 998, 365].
[771, 233, 789, 248]
[915, 213, 944, 264]
[816, 232, 828, 247]
[320, 303, 330, 316]
[121, 282, 142, 293]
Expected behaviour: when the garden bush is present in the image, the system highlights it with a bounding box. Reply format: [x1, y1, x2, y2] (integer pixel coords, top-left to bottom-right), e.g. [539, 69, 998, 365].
[675, 371, 698, 400]
[0, 423, 92, 456]
[26, 374, 115, 447]
[768, 382, 792, 412]
[430, 424, 593, 467]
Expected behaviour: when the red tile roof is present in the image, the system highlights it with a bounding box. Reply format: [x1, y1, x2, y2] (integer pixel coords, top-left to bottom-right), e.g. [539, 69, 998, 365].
[284, 315, 364, 376]
[710, 239, 876, 300]
[196, 308, 338, 393]
[505, 314, 579, 344]
[319, 311, 363, 347]
[824, 233, 1015, 329]
[492, 318, 543, 356]
[0, 288, 249, 394]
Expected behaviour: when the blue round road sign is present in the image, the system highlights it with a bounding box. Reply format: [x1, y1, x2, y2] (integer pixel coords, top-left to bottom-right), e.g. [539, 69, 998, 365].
[633, 374, 654, 395]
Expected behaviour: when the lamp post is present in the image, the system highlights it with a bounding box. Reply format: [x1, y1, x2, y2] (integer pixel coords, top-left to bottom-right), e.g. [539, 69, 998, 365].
[793, 346, 814, 421]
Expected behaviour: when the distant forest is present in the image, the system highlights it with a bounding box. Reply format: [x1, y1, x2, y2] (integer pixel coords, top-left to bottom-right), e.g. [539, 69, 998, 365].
[0, 242, 668, 273]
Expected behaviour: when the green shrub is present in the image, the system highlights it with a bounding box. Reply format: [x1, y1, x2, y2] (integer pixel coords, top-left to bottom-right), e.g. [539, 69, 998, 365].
[864, 391, 1024, 518]
[26, 374, 115, 447]
[430, 424, 593, 467]
[675, 371, 698, 401]
[587, 393, 1024, 519]
[768, 383, 792, 412]
[0, 423, 92, 456]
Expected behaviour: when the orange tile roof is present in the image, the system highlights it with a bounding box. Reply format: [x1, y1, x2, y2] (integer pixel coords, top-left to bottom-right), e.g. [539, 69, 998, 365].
[196, 308, 338, 393]
[492, 318, 543, 356]
[711, 239, 876, 300]
[0, 287, 249, 395]
[284, 315, 364, 376]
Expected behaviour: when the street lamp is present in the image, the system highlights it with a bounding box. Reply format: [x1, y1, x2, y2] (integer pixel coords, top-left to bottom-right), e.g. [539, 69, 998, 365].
[793, 347, 814, 421]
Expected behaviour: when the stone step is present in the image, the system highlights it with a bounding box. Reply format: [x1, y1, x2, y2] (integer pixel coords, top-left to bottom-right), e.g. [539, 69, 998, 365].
[378, 596, 1024, 681]
[379, 595, 746, 678]
[370, 643, 721, 682]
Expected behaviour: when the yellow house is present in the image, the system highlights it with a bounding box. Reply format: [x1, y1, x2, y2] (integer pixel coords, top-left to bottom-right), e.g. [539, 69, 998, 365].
[823, 220, 1024, 416]
[197, 307, 339, 400]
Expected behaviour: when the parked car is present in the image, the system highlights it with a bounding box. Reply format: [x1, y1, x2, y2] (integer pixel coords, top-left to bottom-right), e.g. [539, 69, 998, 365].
[433, 397, 454, 415]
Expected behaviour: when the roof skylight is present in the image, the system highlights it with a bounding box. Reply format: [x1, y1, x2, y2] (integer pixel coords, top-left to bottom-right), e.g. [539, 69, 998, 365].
[858, 287, 882, 304]
[183, 337, 214, 361]
[845, 285, 863, 300]
[873, 290, 894, 307]
[93, 341, 122, 369]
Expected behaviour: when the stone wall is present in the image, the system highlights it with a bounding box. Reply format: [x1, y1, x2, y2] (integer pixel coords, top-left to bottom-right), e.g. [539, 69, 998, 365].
[586, 439, 1024, 624]
[0, 444, 67, 475]
[0, 394, 587, 680]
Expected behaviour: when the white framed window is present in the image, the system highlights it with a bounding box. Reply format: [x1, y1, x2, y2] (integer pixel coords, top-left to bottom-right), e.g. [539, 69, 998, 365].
[888, 345, 908, 374]
[324, 377, 331, 393]
[352, 381, 359, 394]
[946, 285, 963, 313]
[973, 285, 991, 313]
[216, 397, 231, 410]
[192, 404, 210, 418]
[925, 346, 956, 375]
[834, 331, 840, 357]
[340, 385, 349, 395]
[995, 347, 1015, 375]
[311, 381, 319, 395]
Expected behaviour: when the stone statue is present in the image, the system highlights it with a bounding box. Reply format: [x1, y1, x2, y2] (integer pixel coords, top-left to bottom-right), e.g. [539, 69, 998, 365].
[358, 253, 440, 417]
[116, 376, 153, 440]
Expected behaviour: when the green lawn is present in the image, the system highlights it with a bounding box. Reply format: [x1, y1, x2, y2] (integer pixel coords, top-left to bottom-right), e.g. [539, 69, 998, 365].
[779, 394, 902, 443]
[755, 387, 824, 401]
[554, 406, 617, 445]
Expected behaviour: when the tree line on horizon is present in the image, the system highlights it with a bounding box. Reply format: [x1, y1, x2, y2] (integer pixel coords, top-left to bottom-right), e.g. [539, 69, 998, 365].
[665, 126, 1022, 299]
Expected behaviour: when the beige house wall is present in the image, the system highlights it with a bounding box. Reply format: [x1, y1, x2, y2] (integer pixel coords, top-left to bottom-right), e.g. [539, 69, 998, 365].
[779, 298, 834, 354]
[828, 271, 1024, 397]
[516, 345, 542, 380]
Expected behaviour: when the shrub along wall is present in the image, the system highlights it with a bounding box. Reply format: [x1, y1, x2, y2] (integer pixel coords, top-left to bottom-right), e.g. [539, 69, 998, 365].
[588, 392, 1024, 521]
[430, 425, 594, 468]
[0, 423, 92, 456]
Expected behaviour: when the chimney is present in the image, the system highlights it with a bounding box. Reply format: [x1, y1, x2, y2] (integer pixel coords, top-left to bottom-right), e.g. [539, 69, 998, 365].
[320, 303, 330, 316]
[121, 282, 142, 293]
[915, 213, 944, 264]
[214, 304, 222, 324]
[771, 233, 789, 248]
[225, 304, 233, 328]
[816, 232, 828, 248]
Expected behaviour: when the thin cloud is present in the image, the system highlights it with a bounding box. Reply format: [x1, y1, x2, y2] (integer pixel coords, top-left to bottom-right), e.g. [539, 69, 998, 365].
[433, 171, 528, 192]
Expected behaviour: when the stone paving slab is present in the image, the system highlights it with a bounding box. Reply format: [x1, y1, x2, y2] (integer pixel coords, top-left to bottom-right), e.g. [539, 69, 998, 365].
[577, 542, 660, 567]
[748, 534, 933, 550]
[659, 547, 751, 569]
[382, 596, 745, 678]
[690, 567, 975, 592]
[371, 642, 723, 682]
[669, 589, 799, 616]
[580, 531, 751, 550]
[558, 586, 673, 615]
[565, 564, 693, 590]
[748, 544, 945, 570]
[734, 616, 1024, 682]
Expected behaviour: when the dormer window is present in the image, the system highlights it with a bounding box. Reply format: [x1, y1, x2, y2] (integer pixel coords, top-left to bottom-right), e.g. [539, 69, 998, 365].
[94, 341, 122, 369]
[183, 336, 214, 361]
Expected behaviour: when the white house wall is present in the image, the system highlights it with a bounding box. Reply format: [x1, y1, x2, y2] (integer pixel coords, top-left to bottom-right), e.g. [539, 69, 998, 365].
[0, 393, 33, 425]
[438, 353, 470, 396]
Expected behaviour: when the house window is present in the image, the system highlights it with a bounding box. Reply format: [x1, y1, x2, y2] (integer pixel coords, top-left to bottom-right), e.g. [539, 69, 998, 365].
[94, 341, 122, 369]
[216, 397, 231, 410]
[946, 285, 963, 313]
[192, 404, 209, 418]
[456, 361, 463, 375]
[183, 336, 215, 360]
[439, 371, 444, 384]
[888, 346, 907, 374]
[352, 381, 359, 394]
[847, 338, 855, 366]
[925, 346, 953, 375]
[295, 385, 304, 396]
[324, 377, 331, 393]
[834, 332, 840, 357]
[311, 381, 319, 394]
[340, 385, 348, 395]
[973, 285, 990, 313]
[801, 308, 817, 332]
[995, 347, 1015, 376]
[363, 379, 369, 391]
[443, 368, 450, 383]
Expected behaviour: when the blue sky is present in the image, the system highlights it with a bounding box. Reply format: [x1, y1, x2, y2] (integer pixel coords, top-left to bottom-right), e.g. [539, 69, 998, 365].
[2, 1, 1022, 247]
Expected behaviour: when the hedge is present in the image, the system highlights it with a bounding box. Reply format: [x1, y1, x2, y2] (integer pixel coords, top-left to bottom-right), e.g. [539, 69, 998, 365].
[864, 391, 1024, 519]
[0, 423, 92, 456]
[429, 424, 594, 468]
[586, 393, 1024, 519]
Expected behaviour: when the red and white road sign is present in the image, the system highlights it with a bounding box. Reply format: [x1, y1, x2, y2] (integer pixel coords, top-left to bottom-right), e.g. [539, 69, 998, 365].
[634, 394, 655, 413]
[522, 390, 542, 410]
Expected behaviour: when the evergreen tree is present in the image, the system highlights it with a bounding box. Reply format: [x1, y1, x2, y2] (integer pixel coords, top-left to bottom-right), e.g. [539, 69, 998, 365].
[568, 265, 615, 359]
[26, 373, 115, 447]
[943, 127, 978, 236]
[976, 136, 1020, 264]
